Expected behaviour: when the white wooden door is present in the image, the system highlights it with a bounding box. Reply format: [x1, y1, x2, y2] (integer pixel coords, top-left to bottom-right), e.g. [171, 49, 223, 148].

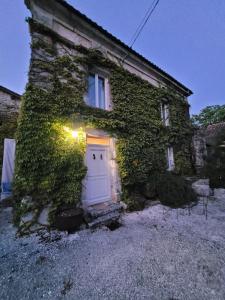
[83, 145, 111, 205]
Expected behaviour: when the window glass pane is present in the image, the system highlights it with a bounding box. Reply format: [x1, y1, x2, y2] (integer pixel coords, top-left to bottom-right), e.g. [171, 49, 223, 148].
[167, 147, 174, 170]
[165, 105, 170, 126]
[98, 76, 105, 109]
[87, 74, 96, 107]
[162, 103, 169, 126]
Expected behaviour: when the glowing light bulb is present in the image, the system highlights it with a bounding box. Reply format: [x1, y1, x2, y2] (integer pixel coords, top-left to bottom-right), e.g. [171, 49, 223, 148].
[72, 131, 78, 138]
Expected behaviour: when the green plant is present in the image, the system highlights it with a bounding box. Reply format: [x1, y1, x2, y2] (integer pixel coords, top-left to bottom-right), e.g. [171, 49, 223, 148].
[156, 172, 197, 208]
[122, 186, 146, 212]
[192, 105, 225, 127]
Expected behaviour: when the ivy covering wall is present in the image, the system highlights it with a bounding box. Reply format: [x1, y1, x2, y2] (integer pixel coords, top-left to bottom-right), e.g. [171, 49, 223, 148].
[14, 19, 194, 222]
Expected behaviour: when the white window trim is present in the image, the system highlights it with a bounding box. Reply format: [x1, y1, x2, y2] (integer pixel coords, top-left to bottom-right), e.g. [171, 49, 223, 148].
[161, 103, 170, 126]
[86, 73, 110, 110]
[167, 146, 175, 171]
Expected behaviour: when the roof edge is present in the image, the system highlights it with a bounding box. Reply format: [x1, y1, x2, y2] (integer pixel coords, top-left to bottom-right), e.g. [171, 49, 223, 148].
[0, 85, 21, 99]
[54, 0, 192, 96]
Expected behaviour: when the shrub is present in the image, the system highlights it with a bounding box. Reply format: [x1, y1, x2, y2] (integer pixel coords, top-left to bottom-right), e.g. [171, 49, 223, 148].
[156, 172, 197, 208]
[122, 185, 146, 211]
[124, 173, 197, 210]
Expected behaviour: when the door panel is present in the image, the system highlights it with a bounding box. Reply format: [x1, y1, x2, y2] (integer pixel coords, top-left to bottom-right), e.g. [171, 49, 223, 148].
[83, 145, 111, 204]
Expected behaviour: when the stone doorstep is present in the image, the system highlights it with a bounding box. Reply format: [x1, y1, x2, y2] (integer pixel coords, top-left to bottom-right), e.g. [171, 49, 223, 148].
[84, 201, 124, 229]
[85, 202, 123, 219]
[87, 211, 121, 229]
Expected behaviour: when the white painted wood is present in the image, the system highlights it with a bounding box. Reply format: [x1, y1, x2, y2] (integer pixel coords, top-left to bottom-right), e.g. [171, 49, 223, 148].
[1, 139, 16, 200]
[161, 103, 170, 126]
[105, 78, 111, 110]
[167, 147, 175, 171]
[95, 74, 99, 108]
[83, 145, 111, 205]
[165, 104, 170, 126]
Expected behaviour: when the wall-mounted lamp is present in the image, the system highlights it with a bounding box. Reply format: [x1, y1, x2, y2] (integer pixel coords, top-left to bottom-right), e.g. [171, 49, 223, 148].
[72, 131, 79, 138]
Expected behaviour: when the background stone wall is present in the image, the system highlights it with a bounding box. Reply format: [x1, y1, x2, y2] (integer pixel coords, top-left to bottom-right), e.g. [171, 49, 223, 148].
[192, 128, 207, 175]
[0, 88, 20, 178]
[193, 123, 225, 184]
[0, 90, 20, 115]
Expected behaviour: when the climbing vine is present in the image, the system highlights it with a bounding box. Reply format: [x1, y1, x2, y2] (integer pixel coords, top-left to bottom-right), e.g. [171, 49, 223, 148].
[14, 18, 194, 223]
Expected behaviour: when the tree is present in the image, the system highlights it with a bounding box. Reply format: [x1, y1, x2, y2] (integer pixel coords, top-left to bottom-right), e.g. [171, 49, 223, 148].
[192, 105, 225, 127]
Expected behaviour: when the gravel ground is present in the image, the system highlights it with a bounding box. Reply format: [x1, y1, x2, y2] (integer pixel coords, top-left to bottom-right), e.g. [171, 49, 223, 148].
[1, 199, 225, 300]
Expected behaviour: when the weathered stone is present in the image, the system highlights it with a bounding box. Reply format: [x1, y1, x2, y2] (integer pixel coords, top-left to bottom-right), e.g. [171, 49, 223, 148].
[192, 180, 213, 197]
[85, 202, 123, 220]
[88, 211, 120, 229]
[192, 128, 207, 175]
[84, 202, 123, 229]
[214, 188, 225, 200]
[120, 201, 128, 210]
[38, 206, 50, 226]
[0, 88, 20, 114]
[21, 212, 34, 224]
[21, 196, 33, 207]
[194, 179, 209, 185]
[29, 224, 43, 233]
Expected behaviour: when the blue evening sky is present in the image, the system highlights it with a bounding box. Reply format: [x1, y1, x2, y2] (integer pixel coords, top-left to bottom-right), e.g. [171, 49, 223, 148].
[0, 0, 225, 114]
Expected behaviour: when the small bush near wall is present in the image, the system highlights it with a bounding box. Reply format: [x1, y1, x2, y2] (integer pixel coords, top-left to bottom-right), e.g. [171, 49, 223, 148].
[156, 172, 197, 208]
[125, 172, 197, 210]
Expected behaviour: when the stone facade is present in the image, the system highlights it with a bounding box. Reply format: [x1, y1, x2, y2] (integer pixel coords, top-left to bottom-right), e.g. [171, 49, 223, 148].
[18, 0, 194, 230]
[192, 128, 207, 175]
[193, 122, 225, 174]
[25, 0, 192, 96]
[0, 86, 20, 116]
[0, 86, 20, 175]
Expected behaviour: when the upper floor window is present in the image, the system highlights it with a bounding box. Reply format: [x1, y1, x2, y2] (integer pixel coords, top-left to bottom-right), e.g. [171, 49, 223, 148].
[87, 73, 106, 109]
[161, 103, 170, 126]
[167, 146, 175, 171]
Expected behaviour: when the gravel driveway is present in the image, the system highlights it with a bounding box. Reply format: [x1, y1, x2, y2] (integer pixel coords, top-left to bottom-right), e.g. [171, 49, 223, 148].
[1, 199, 225, 300]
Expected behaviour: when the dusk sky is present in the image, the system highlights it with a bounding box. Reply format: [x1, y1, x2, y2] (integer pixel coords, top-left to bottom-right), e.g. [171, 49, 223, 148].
[0, 0, 225, 115]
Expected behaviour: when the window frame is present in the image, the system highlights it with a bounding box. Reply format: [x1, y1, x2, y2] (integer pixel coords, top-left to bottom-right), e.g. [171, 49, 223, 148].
[167, 146, 175, 171]
[161, 102, 170, 126]
[86, 72, 110, 110]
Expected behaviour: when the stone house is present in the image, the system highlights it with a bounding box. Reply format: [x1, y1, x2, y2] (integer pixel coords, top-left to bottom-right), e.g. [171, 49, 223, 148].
[16, 0, 193, 230]
[0, 86, 20, 175]
[194, 122, 225, 189]
[0, 85, 20, 115]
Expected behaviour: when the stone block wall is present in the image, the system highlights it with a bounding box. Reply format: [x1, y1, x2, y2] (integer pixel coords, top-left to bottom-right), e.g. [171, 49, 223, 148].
[192, 128, 207, 175]
[0, 88, 20, 176]
[0, 90, 20, 115]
